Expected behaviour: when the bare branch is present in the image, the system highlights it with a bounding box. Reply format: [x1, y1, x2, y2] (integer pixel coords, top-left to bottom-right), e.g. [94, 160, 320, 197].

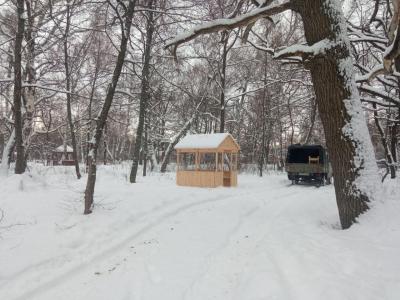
[164, 1, 292, 59]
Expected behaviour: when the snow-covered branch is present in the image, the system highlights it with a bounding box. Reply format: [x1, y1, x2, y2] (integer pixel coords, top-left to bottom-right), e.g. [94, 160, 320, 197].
[355, 65, 387, 83]
[274, 39, 334, 60]
[164, 1, 292, 58]
[359, 85, 400, 106]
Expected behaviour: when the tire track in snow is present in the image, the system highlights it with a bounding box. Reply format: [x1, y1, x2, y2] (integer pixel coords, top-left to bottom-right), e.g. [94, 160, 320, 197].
[4, 178, 312, 300]
[231, 187, 337, 300]
[181, 188, 311, 300]
[6, 186, 274, 300]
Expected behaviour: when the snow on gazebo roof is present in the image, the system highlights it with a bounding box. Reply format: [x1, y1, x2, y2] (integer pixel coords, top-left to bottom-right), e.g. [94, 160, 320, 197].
[54, 145, 73, 153]
[175, 133, 237, 150]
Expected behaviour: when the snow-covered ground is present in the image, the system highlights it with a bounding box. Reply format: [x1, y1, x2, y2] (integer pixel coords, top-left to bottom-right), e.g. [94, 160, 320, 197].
[0, 164, 399, 300]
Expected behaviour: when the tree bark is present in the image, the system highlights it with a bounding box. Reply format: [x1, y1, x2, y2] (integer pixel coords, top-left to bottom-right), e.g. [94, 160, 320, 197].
[64, 2, 81, 179]
[129, 0, 155, 183]
[219, 33, 228, 133]
[390, 111, 398, 164]
[294, 0, 380, 229]
[258, 53, 269, 177]
[103, 124, 108, 165]
[0, 46, 14, 174]
[372, 103, 396, 179]
[85, 46, 100, 171]
[143, 116, 148, 177]
[84, 0, 137, 214]
[304, 97, 317, 144]
[21, 0, 37, 171]
[14, 0, 26, 174]
[0, 133, 4, 164]
[0, 129, 15, 175]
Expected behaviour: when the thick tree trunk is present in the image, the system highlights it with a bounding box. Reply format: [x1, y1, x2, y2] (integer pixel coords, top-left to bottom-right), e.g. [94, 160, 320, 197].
[14, 0, 26, 174]
[64, 3, 81, 179]
[84, 0, 137, 214]
[129, 0, 155, 183]
[294, 0, 380, 229]
[22, 0, 36, 171]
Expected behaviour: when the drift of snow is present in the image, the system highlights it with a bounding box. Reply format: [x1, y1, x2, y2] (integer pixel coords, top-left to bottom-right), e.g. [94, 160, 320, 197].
[175, 132, 233, 149]
[0, 164, 399, 300]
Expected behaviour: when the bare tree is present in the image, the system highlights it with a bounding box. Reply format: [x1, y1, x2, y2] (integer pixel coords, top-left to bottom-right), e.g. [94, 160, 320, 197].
[63, 0, 81, 179]
[129, 0, 155, 183]
[84, 0, 137, 214]
[13, 0, 26, 174]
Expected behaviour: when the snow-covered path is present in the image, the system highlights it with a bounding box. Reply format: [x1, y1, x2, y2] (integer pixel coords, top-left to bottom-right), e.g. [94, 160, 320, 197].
[0, 165, 399, 300]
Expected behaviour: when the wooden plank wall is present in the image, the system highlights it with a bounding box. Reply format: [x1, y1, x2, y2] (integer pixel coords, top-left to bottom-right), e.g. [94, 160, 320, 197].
[219, 136, 239, 152]
[176, 171, 223, 187]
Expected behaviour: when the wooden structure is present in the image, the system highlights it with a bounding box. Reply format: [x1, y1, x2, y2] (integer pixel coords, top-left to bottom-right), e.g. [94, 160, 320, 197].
[175, 133, 240, 187]
[308, 156, 320, 164]
[49, 145, 75, 166]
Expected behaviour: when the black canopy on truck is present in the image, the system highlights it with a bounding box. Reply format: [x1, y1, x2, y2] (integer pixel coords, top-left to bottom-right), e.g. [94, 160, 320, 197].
[286, 144, 325, 164]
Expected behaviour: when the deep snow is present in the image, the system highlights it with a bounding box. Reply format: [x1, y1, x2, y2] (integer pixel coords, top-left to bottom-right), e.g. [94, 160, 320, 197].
[0, 164, 399, 300]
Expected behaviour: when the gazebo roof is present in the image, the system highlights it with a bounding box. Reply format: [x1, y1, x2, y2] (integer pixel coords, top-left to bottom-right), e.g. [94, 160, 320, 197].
[54, 145, 73, 153]
[175, 133, 239, 151]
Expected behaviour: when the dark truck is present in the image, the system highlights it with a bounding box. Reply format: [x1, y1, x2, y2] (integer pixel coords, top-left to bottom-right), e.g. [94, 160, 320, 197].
[285, 144, 332, 185]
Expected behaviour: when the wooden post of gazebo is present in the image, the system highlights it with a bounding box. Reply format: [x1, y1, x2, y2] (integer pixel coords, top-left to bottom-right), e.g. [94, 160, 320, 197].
[174, 133, 240, 187]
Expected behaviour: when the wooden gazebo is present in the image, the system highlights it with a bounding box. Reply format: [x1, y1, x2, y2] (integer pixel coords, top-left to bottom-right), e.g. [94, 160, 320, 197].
[175, 133, 240, 187]
[49, 145, 75, 166]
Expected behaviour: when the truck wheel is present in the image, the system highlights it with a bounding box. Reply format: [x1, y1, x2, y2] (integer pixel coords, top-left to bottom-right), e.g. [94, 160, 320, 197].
[325, 175, 332, 185]
[316, 177, 324, 187]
